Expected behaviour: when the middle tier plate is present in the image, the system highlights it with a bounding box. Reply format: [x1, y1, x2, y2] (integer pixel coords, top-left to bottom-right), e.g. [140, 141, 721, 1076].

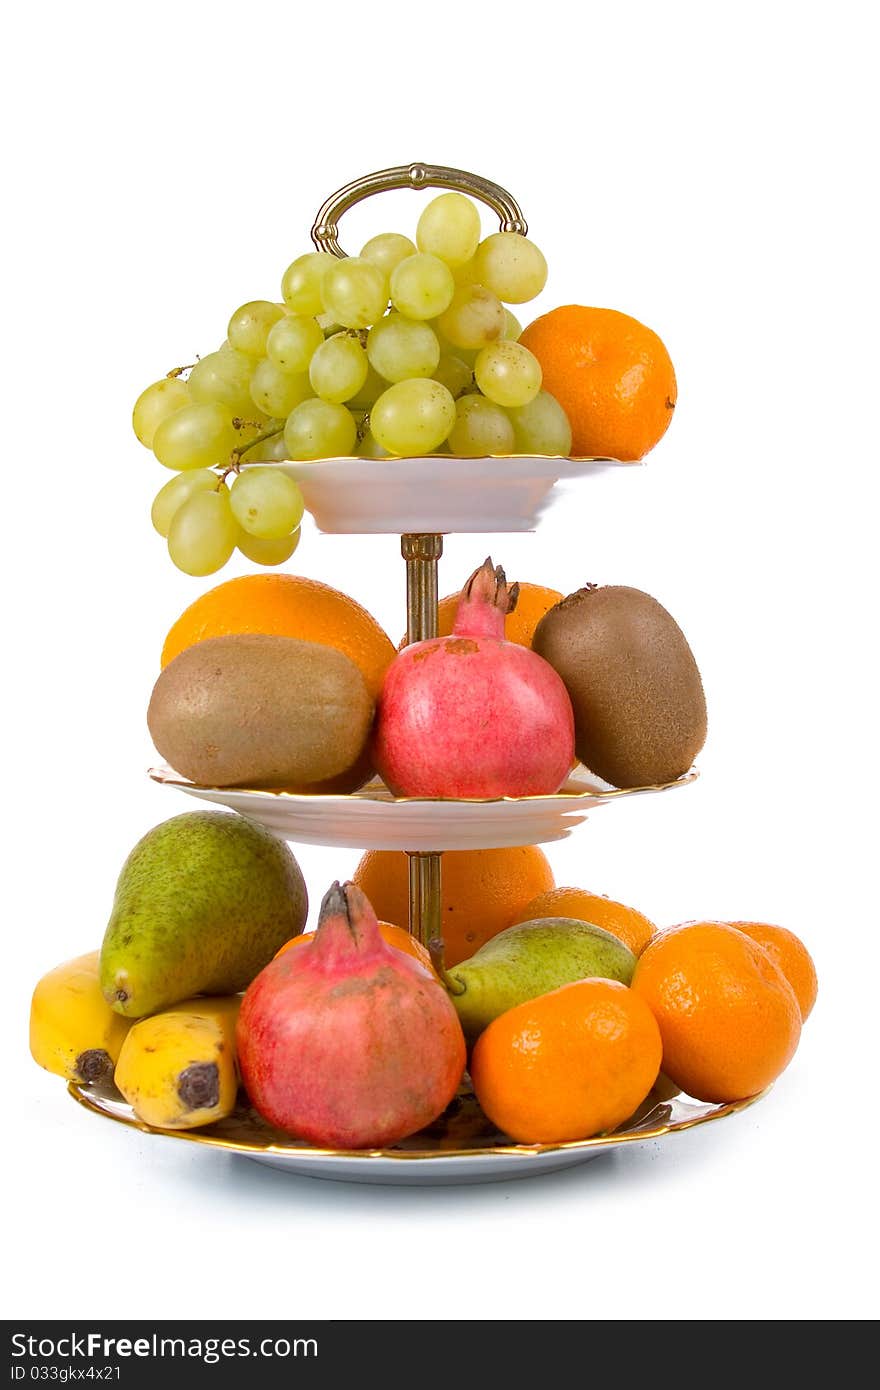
[272, 454, 637, 534]
[148, 766, 698, 852]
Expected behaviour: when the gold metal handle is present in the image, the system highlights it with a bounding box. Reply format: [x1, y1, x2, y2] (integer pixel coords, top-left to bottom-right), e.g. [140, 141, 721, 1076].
[311, 162, 528, 259]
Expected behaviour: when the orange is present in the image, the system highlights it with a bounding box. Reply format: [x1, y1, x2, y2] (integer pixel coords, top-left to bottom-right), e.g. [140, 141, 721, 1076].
[511, 886, 655, 956]
[471, 978, 662, 1144]
[729, 922, 818, 1021]
[352, 845, 555, 968]
[160, 574, 396, 698]
[398, 581, 563, 651]
[632, 922, 802, 1103]
[275, 921, 434, 975]
[519, 305, 677, 461]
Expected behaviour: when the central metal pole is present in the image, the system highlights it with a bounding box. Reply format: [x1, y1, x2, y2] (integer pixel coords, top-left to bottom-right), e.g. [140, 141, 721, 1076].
[402, 532, 443, 645]
[401, 533, 443, 949]
[407, 852, 443, 951]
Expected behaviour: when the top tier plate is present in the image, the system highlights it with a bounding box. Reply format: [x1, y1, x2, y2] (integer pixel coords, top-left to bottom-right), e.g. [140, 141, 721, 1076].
[275, 455, 637, 534]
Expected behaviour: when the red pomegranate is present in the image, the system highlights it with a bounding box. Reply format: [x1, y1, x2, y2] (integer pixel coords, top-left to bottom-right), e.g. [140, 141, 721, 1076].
[237, 881, 465, 1149]
[373, 557, 575, 798]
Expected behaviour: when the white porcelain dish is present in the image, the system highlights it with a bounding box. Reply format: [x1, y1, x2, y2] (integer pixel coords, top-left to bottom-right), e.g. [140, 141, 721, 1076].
[268, 454, 637, 534]
[68, 1078, 764, 1186]
[148, 766, 698, 852]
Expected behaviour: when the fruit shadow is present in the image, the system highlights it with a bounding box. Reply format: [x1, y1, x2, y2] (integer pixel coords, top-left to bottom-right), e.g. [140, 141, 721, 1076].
[166, 1136, 707, 1213]
[221, 1146, 617, 1204]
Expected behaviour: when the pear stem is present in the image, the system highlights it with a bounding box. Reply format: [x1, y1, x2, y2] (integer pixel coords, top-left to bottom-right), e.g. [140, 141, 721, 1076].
[428, 938, 465, 995]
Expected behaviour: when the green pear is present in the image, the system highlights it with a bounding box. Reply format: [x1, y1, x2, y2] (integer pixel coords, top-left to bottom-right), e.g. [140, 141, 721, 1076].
[100, 811, 307, 1017]
[444, 918, 637, 1042]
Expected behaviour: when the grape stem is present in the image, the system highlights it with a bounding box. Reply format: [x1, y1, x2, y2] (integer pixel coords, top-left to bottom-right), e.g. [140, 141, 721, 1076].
[167, 363, 197, 378]
[214, 422, 285, 487]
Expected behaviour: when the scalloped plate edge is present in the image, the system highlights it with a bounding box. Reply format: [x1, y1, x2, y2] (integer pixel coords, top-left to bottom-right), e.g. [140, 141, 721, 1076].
[67, 1081, 765, 1164]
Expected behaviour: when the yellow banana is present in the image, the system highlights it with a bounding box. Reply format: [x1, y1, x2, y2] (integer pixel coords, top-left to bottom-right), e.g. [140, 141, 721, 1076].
[30, 950, 133, 1084]
[114, 996, 241, 1129]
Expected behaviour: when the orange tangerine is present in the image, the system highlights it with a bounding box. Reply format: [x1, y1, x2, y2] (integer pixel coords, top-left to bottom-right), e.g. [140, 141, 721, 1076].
[632, 922, 802, 1103]
[512, 887, 655, 956]
[729, 922, 818, 1021]
[471, 978, 662, 1144]
[161, 573, 396, 699]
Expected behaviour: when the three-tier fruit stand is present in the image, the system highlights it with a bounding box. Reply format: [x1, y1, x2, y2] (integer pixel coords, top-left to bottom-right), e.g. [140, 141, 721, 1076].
[70, 166, 763, 1183]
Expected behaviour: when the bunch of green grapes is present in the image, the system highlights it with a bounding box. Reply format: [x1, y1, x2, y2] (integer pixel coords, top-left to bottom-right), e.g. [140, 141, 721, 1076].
[132, 192, 571, 577]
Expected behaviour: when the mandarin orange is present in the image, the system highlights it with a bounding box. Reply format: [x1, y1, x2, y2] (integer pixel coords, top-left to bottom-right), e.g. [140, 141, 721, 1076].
[470, 978, 662, 1144]
[160, 573, 396, 698]
[398, 581, 563, 651]
[632, 922, 802, 1103]
[351, 845, 555, 968]
[519, 305, 676, 461]
[730, 922, 818, 1021]
[511, 887, 655, 956]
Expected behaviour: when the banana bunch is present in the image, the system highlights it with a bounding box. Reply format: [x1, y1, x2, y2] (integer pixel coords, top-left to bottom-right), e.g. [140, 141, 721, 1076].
[30, 953, 241, 1130]
[115, 996, 241, 1129]
[30, 951, 132, 1084]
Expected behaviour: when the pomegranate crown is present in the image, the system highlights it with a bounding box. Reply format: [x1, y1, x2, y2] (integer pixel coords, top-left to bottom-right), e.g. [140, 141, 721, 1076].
[313, 880, 384, 961]
[463, 556, 520, 616]
[318, 880, 373, 930]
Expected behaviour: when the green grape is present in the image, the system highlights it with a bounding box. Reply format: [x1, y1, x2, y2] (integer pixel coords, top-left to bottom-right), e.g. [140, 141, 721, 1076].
[348, 363, 387, 410]
[367, 314, 440, 382]
[453, 258, 480, 287]
[230, 467, 304, 539]
[283, 399, 357, 460]
[167, 488, 239, 576]
[474, 341, 542, 408]
[227, 301, 286, 357]
[370, 379, 455, 455]
[434, 328, 479, 366]
[281, 253, 335, 315]
[432, 354, 473, 398]
[360, 232, 417, 278]
[153, 402, 238, 471]
[448, 394, 516, 456]
[316, 311, 344, 335]
[321, 258, 388, 329]
[357, 429, 389, 459]
[436, 284, 506, 350]
[389, 254, 455, 320]
[237, 528, 301, 566]
[132, 377, 191, 448]
[309, 333, 369, 403]
[507, 390, 573, 456]
[266, 314, 324, 372]
[249, 358, 312, 417]
[472, 233, 548, 303]
[503, 309, 523, 341]
[416, 192, 481, 268]
[247, 431, 290, 461]
[187, 347, 256, 416]
[150, 468, 218, 537]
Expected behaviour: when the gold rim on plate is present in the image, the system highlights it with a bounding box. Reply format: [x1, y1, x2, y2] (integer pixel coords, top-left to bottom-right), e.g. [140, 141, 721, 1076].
[147, 767, 700, 805]
[67, 1078, 764, 1164]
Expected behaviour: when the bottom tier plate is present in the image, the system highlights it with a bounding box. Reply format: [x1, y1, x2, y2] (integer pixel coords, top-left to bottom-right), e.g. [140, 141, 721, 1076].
[68, 1077, 764, 1186]
[148, 766, 698, 852]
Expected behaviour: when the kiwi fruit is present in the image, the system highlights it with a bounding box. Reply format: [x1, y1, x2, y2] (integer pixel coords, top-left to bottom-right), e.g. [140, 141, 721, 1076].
[148, 633, 375, 791]
[532, 584, 707, 788]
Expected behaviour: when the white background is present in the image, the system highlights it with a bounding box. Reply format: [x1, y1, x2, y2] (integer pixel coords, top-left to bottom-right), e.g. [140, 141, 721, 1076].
[3, 0, 877, 1323]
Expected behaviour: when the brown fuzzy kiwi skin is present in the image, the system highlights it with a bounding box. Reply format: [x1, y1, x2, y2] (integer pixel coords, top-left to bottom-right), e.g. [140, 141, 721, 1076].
[532, 585, 707, 788]
[147, 634, 375, 791]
